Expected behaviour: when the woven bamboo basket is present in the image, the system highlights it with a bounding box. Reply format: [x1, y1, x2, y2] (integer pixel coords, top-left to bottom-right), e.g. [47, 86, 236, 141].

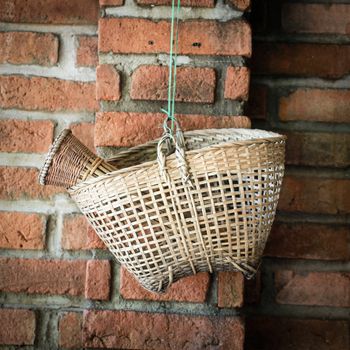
[66, 127, 286, 293]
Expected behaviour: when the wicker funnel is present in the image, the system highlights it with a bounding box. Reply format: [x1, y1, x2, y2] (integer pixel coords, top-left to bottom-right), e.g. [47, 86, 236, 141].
[39, 129, 117, 188]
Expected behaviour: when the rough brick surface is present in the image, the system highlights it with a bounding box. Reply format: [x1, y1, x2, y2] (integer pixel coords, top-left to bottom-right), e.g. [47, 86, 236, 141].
[246, 84, 267, 119]
[218, 272, 244, 308]
[100, 0, 124, 5]
[0, 167, 63, 200]
[76, 36, 98, 67]
[70, 122, 95, 153]
[62, 214, 105, 250]
[95, 112, 251, 147]
[0, 0, 99, 24]
[278, 176, 350, 215]
[252, 43, 350, 79]
[0, 212, 46, 250]
[96, 64, 121, 101]
[59, 312, 83, 349]
[136, 0, 215, 7]
[131, 65, 216, 103]
[0, 76, 97, 112]
[0, 119, 54, 153]
[282, 3, 350, 35]
[246, 317, 350, 350]
[285, 132, 350, 168]
[83, 310, 244, 349]
[224, 66, 250, 101]
[99, 18, 251, 56]
[279, 89, 350, 123]
[120, 268, 209, 303]
[275, 271, 350, 307]
[266, 223, 350, 261]
[85, 260, 111, 300]
[228, 0, 250, 11]
[0, 32, 58, 66]
[0, 309, 36, 346]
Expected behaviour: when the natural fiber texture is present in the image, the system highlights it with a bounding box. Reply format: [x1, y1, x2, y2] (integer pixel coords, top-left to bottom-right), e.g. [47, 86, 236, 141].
[39, 129, 117, 188]
[68, 128, 286, 293]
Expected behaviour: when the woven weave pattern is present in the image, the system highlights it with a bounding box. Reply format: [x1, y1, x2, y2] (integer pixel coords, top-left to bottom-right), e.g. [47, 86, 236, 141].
[69, 129, 285, 293]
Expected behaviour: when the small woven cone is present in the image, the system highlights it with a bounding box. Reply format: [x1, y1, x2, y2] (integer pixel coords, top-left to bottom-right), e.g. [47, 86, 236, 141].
[39, 129, 117, 188]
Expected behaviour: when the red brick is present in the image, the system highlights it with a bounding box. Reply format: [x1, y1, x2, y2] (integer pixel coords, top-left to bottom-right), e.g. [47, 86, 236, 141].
[246, 84, 267, 119]
[0, 212, 45, 250]
[278, 176, 350, 215]
[76, 36, 98, 67]
[131, 65, 216, 103]
[70, 122, 95, 153]
[0, 76, 97, 112]
[136, 0, 215, 7]
[85, 260, 111, 300]
[228, 0, 250, 11]
[0, 309, 36, 346]
[246, 317, 349, 350]
[275, 271, 350, 307]
[95, 112, 251, 147]
[120, 268, 209, 303]
[83, 310, 244, 349]
[218, 271, 244, 308]
[266, 223, 350, 261]
[279, 89, 350, 123]
[224, 66, 250, 101]
[282, 3, 350, 35]
[0, 0, 99, 24]
[0, 32, 58, 66]
[245, 272, 261, 304]
[59, 312, 83, 349]
[100, 0, 124, 5]
[285, 131, 350, 167]
[0, 167, 63, 200]
[96, 64, 121, 101]
[252, 42, 350, 79]
[62, 215, 105, 250]
[0, 119, 54, 153]
[99, 18, 251, 56]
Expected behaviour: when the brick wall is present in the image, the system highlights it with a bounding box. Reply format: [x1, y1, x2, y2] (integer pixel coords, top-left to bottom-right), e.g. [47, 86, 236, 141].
[0, 0, 349, 349]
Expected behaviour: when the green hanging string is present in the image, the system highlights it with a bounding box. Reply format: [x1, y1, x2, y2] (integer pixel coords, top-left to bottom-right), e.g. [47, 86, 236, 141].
[161, 0, 181, 136]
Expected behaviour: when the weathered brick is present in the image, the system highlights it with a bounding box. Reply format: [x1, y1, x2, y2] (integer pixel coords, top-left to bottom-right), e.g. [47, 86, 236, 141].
[96, 64, 121, 101]
[246, 84, 267, 119]
[278, 176, 350, 215]
[120, 268, 209, 303]
[62, 214, 105, 250]
[246, 317, 350, 350]
[59, 312, 83, 349]
[85, 260, 111, 300]
[83, 310, 244, 349]
[279, 89, 350, 123]
[131, 65, 216, 103]
[228, 0, 250, 11]
[76, 35, 98, 67]
[275, 271, 350, 307]
[282, 3, 350, 35]
[99, 18, 251, 56]
[136, 0, 215, 7]
[0, 76, 97, 112]
[0, 0, 99, 24]
[0, 119, 54, 153]
[266, 222, 350, 261]
[100, 0, 124, 5]
[218, 271, 244, 308]
[0, 212, 45, 250]
[224, 66, 250, 101]
[0, 309, 36, 346]
[252, 42, 350, 79]
[0, 32, 58, 66]
[0, 167, 63, 200]
[70, 122, 95, 153]
[285, 131, 350, 167]
[95, 112, 251, 147]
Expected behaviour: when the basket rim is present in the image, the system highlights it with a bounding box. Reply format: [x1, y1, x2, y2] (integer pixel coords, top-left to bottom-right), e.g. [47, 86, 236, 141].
[69, 128, 286, 191]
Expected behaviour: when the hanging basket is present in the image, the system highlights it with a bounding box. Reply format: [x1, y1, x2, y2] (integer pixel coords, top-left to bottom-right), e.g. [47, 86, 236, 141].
[66, 127, 286, 293]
